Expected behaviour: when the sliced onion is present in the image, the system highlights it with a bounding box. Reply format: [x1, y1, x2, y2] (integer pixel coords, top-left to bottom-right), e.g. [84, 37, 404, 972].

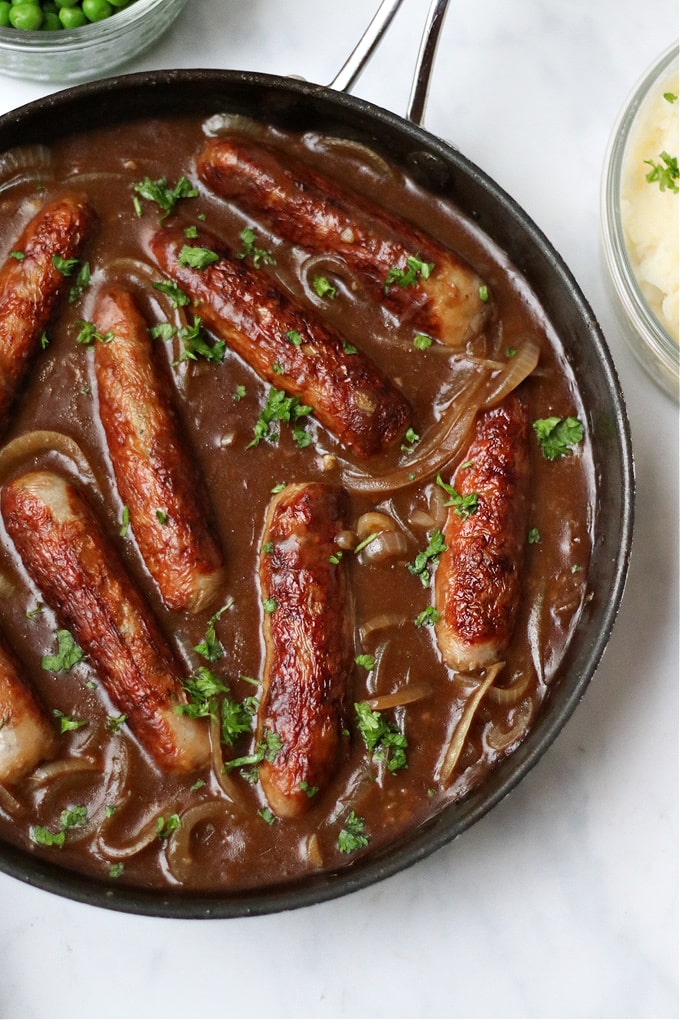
[0, 145, 53, 194]
[0, 430, 96, 487]
[360, 529, 409, 564]
[0, 783, 25, 819]
[202, 113, 267, 139]
[485, 697, 533, 753]
[305, 832, 324, 869]
[300, 252, 361, 302]
[367, 681, 432, 711]
[209, 714, 245, 807]
[312, 135, 397, 180]
[97, 806, 163, 861]
[165, 800, 235, 885]
[428, 482, 449, 528]
[355, 511, 398, 538]
[28, 755, 98, 787]
[0, 571, 16, 600]
[481, 339, 541, 409]
[486, 670, 531, 707]
[342, 369, 489, 494]
[439, 662, 505, 786]
[359, 612, 406, 641]
[409, 509, 437, 530]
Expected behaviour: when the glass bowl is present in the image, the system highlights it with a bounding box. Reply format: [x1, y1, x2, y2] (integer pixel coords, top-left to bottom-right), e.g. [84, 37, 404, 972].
[0, 0, 189, 83]
[601, 42, 679, 401]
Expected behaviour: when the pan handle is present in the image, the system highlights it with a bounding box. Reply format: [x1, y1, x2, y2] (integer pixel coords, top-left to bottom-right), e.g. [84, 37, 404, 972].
[327, 0, 452, 127]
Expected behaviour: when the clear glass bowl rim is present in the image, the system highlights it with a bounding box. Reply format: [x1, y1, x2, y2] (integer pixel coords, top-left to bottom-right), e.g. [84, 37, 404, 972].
[600, 41, 679, 385]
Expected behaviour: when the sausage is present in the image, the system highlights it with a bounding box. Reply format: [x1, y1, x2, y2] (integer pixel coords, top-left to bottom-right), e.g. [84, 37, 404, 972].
[257, 482, 353, 818]
[197, 135, 490, 348]
[0, 636, 56, 786]
[0, 194, 96, 431]
[149, 225, 412, 458]
[0, 470, 210, 774]
[434, 394, 530, 672]
[93, 285, 226, 613]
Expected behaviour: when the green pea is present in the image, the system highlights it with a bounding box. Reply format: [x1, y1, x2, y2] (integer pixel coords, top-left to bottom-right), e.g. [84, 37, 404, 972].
[107, 0, 132, 6]
[11, 0, 41, 6]
[0, 1, 11, 26]
[82, 0, 112, 20]
[41, 10, 61, 28]
[58, 4, 86, 27]
[8, 2, 43, 29]
[55, 0, 81, 8]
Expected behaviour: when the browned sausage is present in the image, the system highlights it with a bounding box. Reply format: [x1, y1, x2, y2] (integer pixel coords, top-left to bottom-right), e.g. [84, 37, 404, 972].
[149, 225, 412, 458]
[0, 470, 210, 774]
[0, 194, 96, 431]
[0, 636, 56, 786]
[434, 394, 530, 672]
[257, 482, 353, 818]
[197, 135, 490, 348]
[93, 285, 226, 613]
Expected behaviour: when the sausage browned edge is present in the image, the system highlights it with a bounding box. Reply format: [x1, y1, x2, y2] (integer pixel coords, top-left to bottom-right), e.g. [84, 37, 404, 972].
[93, 285, 226, 614]
[149, 225, 412, 458]
[434, 393, 531, 672]
[257, 482, 354, 818]
[0, 194, 96, 432]
[197, 135, 490, 348]
[0, 634, 57, 786]
[0, 470, 210, 774]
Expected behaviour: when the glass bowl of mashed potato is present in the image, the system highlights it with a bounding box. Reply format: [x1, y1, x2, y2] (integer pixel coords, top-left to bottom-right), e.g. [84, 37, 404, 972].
[601, 42, 679, 400]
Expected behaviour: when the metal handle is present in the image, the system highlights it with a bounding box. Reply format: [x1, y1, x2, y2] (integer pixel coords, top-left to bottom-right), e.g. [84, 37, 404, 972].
[327, 0, 452, 126]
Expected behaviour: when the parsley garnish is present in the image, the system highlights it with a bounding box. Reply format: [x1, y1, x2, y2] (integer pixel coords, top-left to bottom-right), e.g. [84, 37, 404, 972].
[384, 254, 434, 292]
[401, 426, 420, 451]
[68, 261, 90, 304]
[74, 320, 113, 346]
[354, 653, 375, 670]
[31, 805, 87, 848]
[284, 329, 303, 345]
[436, 474, 479, 521]
[151, 316, 226, 365]
[337, 810, 370, 853]
[178, 244, 220, 270]
[177, 667, 229, 719]
[533, 416, 584, 460]
[10, 250, 24, 260]
[236, 227, 274, 268]
[355, 701, 408, 773]
[528, 527, 541, 544]
[248, 387, 312, 448]
[221, 695, 258, 747]
[262, 597, 278, 615]
[53, 709, 88, 734]
[414, 605, 440, 627]
[132, 176, 198, 221]
[413, 333, 433, 350]
[224, 729, 282, 779]
[193, 601, 232, 663]
[152, 279, 190, 308]
[407, 530, 447, 587]
[478, 284, 489, 302]
[107, 714, 127, 734]
[119, 505, 130, 537]
[156, 814, 181, 840]
[51, 254, 79, 277]
[41, 630, 84, 673]
[109, 863, 125, 879]
[643, 151, 679, 193]
[312, 275, 336, 299]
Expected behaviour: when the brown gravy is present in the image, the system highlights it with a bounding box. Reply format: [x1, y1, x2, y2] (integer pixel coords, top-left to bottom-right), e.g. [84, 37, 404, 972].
[0, 115, 593, 892]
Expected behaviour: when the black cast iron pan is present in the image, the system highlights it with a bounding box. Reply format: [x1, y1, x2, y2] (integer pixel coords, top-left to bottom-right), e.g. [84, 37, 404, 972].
[0, 0, 634, 917]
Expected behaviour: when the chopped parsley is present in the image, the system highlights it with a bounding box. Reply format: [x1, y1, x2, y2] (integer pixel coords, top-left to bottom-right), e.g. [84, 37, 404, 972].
[262, 597, 278, 615]
[299, 780, 319, 799]
[479, 284, 489, 302]
[354, 653, 375, 671]
[220, 694, 258, 747]
[644, 151, 679, 193]
[193, 601, 233, 663]
[68, 261, 91, 304]
[132, 176, 198, 221]
[413, 333, 433, 350]
[407, 529, 447, 587]
[414, 605, 441, 628]
[663, 92, 678, 103]
[436, 474, 479, 521]
[156, 509, 168, 524]
[53, 709, 88, 734]
[248, 386, 312, 448]
[355, 701, 408, 773]
[233, 383, 247, 402]
[119, 505, 130, 538]
[259, 807, 276, 825]
[156, 814, 181, 841]
[384, 254, 434, 291]
[108, 863, 125, 879]
[401, 426, 420, 451]
[177, 667, 229, 719]
[107, 714, 127, 734]
[236, 227, 274, 268]
[178, 244, 220, 271]
[533, 416, 584, 460]
[10, 250, 25, 260]
[152, 279, 190, 308]
[74, 320, 113, 346]
[312, 275, 336, 299]
[41, 630, 84, 673]
[51, 253, 80, 277]
[151, 316, 226, 365]
[528, 527, 541, 544]
[337, 810, 370, 853]
[224, 729, 283, 780]
[31, 804, 88, 849]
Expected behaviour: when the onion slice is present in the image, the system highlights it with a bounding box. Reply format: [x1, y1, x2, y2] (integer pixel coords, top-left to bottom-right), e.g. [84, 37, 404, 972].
[0, 430, 96, 487]
[481, 339, 541, 409]
[165, 800, 235, 885]
[439, 662, 505, 786]
[367, 682, 433, 711]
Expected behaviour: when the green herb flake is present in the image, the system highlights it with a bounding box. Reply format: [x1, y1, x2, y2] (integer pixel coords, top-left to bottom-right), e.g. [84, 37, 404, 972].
[155, 509, 168, 525]
[152, 279, 190, 308]
[436, 474, 479, 521]
[413, 333, 433, 350]
[156, 813, 181, 841]
[353, 532, 380, 555]
[53, 709, 88, 734]
[284, 329, 303, 346]
[262, 597, 278, 615]
[354, 653, 375, 671]
[643, 151, 679, 193]
[329, 549, 343, 564]
[30, 804, 88, 849]
[528, 527, 541, 544]
[248, 387, 312, 448]
[194, 601, 233, 663]
[224, 729, 282, 778]
[342, 341, 358, 355]
[663, 92, 678, 103]
[107, 714, 127, 734]
[132, 176, 198, 221]
[233, 384, 247, 402]
[401, 426, 420, 452]
[153, 316, 226, 365]
[532, 416, 584, 461]
[51, 253, 79, 277]
[407, 529, 447, 586]
[312, 275, 336, 299]
[68, 261, 91, 303]
[259, 807, 276, 825]
[221, 694, 258, 747]
[190, 779, 206, 791]
[384, 254, 435, 292]
[178, 245, 220, 271]
[337, 810, 370, 854]
[299, 780, 319, 798]
[355, 701, 408, 773]
[41, 630, 84, 673]
[177, 667, 229, 719]
[119, 505, 130, 538]
[108, 863, 125, 879]
[74, 320, 113, 346]
[414, 605, 441, 628]
[10, 250, 25, 260]
[236, 227, 275, 269]
[478, 284, 489, 302]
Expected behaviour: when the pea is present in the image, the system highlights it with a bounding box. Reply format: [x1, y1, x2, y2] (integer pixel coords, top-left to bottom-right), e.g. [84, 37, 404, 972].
[11, 0, 41, 6]
[55, 0, 81, 8]
[58, 4, 86, 27]
[8, 2, 43, 29]
[0, 1, 10, 26]
[41, 10, 60, 28]
[107, 0, 132, 6]
[82, 0, 112, 20]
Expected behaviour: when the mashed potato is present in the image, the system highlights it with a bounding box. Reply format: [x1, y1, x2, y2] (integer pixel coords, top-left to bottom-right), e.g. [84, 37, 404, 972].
[620, 64, 679, 342]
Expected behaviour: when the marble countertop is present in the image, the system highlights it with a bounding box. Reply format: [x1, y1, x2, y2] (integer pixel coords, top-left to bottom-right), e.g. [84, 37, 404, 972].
[0, 1, 677, 1017]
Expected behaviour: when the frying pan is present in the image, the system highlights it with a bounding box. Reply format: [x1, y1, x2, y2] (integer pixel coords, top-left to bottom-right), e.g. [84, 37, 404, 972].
[0, 0, 634, 918]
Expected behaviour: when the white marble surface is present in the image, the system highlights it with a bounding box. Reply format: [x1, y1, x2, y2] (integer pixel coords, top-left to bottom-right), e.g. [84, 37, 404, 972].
[0, 1, 677, 1018]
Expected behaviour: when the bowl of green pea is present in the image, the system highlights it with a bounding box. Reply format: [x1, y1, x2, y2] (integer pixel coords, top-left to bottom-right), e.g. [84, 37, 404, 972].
[0, 0, 188, 82]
